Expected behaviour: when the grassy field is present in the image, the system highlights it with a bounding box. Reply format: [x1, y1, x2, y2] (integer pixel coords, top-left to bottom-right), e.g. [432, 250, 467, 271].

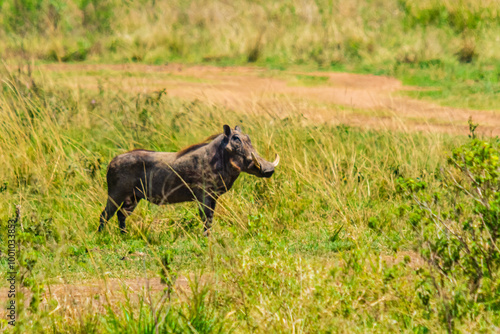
[0, 65, 498, 333]
[1, 1, 500, 333]
[1, 0, 500, 109]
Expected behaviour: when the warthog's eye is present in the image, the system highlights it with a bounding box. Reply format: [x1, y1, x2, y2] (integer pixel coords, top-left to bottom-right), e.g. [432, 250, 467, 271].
[232, 136, 241, 144]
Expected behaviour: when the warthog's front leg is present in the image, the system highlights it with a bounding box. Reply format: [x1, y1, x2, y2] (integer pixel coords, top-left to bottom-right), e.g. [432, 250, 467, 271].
[199, 195, 217, 237]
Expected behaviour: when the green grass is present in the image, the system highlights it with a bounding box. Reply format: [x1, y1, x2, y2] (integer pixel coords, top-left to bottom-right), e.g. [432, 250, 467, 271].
[291, 74, 330, 87]
[392, 62, 500, 110]
[3, 66, 498, 333]
[1, 1, 500, 332]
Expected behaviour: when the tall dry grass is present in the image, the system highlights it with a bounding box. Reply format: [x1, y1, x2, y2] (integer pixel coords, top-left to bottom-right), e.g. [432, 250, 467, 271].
[0, 0, 499, 68]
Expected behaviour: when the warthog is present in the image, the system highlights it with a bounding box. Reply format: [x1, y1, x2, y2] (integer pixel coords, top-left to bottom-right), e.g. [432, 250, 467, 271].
[98, 125, 279, 234]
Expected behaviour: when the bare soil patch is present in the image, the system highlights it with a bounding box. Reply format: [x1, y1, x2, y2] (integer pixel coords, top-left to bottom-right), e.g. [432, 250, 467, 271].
[0, 275, 200, 319]
[38, 63, 500, 135]
[0, 250, 424, 319]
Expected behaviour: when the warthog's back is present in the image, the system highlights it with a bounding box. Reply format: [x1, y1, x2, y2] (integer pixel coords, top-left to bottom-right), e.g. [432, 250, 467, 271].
[107, 149, 199, 204]
[108, 150, 176, 175]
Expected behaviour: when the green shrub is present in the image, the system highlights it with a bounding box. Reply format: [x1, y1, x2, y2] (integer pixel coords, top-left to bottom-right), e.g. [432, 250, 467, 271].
[399, 0, 500, 32]
[399, 136, 500, 332]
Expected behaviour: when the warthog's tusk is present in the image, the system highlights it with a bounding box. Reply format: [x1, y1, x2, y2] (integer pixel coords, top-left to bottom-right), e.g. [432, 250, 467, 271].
[271, 154, 280, 167]
[251, 152, 261, 170]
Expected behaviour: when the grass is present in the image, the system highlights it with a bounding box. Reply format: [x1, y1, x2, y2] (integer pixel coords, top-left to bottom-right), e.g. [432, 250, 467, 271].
[2, 65, 498, 333]
[389, 62, 500, 110]
[0, 1, 500, 332]
[1, 0, 500, 110]
[291, 75, 330, 87]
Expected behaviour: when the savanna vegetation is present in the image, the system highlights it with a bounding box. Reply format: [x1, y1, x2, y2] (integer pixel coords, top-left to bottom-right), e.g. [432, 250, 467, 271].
[0, 1, 499, 333]
[1, 0, 500, 109]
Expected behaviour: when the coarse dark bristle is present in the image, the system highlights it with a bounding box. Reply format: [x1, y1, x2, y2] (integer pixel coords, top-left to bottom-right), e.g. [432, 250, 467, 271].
[176, 133, 220, 157]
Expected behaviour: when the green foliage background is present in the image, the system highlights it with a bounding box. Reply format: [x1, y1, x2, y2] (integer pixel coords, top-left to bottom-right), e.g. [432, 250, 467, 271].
[1, 0, 500, 110]
[1, 0, 500, 66]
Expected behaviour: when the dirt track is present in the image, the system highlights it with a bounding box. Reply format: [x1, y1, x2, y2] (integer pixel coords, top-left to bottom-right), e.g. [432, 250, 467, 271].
[0, 250, 424, 318]
[38, 63, 500, 136]
[0, 276, 196, 319]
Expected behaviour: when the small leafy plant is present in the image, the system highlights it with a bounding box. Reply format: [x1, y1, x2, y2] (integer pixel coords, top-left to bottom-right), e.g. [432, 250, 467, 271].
[398, 136, 500, 332]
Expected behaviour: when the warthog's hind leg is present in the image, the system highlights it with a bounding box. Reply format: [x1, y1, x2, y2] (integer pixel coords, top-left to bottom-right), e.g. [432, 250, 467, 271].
[117, 197, 139, 234]
[99, 198, 121, 232]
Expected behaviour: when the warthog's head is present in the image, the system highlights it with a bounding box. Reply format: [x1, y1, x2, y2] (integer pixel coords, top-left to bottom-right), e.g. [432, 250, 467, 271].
[223, 125, 279, 178]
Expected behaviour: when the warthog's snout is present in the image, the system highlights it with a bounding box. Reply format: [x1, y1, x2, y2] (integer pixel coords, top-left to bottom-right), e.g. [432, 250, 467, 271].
[251, 152, 279, 178]
[261, 167, 274, 178]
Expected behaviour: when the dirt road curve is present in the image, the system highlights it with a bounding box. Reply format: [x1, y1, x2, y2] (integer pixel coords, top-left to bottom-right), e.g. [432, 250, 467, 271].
[41, 63, 500, 136]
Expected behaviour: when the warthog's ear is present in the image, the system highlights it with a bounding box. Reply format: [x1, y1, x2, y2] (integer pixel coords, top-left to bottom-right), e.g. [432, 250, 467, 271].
[235, 125, 242, 132]
[223, 124, 231, 137]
